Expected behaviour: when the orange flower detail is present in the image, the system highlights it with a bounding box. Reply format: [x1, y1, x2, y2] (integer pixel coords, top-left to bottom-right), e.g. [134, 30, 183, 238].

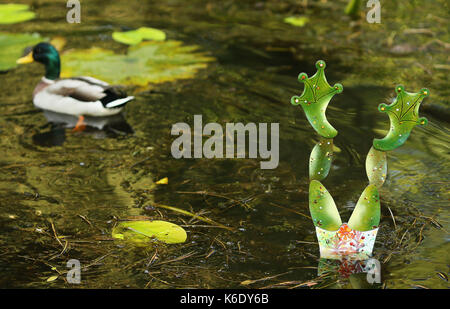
[337, 224, 356, 241]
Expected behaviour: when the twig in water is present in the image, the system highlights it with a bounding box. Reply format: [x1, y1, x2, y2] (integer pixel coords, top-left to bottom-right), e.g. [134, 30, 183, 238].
[151, 203, 234, 231]
[387, 206, 397, 230]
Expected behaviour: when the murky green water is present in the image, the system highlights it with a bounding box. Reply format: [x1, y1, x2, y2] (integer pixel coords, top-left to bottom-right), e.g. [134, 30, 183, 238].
[0, 0, 448, 288]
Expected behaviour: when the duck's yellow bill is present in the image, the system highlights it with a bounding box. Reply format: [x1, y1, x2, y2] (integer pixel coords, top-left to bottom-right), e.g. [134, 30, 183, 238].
[16, 52, 34, 64]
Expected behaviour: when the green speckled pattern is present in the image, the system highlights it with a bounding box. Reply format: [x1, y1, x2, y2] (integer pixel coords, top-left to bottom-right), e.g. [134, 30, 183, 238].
[373, 85, 429, 151]
[348, 184, 381, 231]
[291, 60, 343, 138]
[309, 138, 334, 181]
[309, 180, 342, 231]
[365, 146, 387, 188]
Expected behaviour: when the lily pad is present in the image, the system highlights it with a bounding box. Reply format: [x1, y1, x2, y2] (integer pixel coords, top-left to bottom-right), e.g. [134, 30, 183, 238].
[112, 27, 166, 45]
[61, 40, 214, 86]
[284, 16, 309, 27]
[0, 4, 35, 24]
[112, 220, 187, 244]
[0, 32, 43, 71]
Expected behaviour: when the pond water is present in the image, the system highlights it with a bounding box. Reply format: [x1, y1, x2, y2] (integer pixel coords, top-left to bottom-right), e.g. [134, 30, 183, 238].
[0, 0, 448, 288]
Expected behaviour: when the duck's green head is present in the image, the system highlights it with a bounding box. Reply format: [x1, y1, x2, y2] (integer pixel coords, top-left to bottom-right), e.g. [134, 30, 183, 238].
[17, 42, 60, 80]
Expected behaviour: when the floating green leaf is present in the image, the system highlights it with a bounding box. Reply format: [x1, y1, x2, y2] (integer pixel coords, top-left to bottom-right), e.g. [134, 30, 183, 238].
[348, 184, 380, 231]
[291, 60, 343, 138]
[0, 4, 35, 24]
[284, 16, 309, 27]
[309, 180, 342, 231]
[309, 138, 334, 181]
[0, 32, 43, 71]
[46, 275, 58, 282]
[112, 220, 187, 244]
[112, 27, 166, 45]
[373, 85, 428, 151]
[61, 40, 214, 86]
[365, 146, 387, 188]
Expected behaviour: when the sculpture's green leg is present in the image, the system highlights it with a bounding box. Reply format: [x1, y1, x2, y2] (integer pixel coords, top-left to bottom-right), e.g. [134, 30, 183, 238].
[347, 184, 380, 231]
[309, 180, 342, 231]
[365, 146, 387, 188]
[309, 138, 334, 181]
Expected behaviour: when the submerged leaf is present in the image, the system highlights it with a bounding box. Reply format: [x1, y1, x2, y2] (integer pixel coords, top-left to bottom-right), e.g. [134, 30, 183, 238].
[156, 177, 168, 185]
[284, 16, 309, 27]
[112, 220, 187, 244]
[61, 40, 214, 86]
[112, 27, 166, 45]
[0, 32, 43, 71]
[46, 275, 58, 282]
[0, 4, 35, 24]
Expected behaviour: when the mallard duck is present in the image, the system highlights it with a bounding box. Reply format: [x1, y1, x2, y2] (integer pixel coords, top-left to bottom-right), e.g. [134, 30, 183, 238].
[17, 42, 134, 131]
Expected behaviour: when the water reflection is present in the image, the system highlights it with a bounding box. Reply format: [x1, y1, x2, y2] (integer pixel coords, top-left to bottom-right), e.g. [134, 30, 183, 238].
[318, 258, 381, 289]
[32, 110, 133, 147]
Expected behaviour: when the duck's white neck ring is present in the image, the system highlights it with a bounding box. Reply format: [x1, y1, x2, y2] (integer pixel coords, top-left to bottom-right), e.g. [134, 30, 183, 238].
[42, 77, 56, 84]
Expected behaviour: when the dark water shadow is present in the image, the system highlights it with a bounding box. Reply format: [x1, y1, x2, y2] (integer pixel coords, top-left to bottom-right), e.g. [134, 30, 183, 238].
[32, 110, 134, 147]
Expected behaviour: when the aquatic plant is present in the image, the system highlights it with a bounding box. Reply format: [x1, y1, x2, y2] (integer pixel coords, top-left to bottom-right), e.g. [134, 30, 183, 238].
[112, 220, 187, 244]
[283, 16, 309, 27]
[61, 40, 215, 86]
[112, 27, 166, 45]
[0, 32, 42, 71]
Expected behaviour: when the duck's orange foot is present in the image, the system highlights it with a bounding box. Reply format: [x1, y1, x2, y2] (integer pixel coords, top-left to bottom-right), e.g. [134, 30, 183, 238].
[72, 115, 86, 132]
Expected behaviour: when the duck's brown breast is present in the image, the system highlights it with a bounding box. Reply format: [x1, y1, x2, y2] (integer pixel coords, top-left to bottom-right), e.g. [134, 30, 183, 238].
[33, 79, 53, 98]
